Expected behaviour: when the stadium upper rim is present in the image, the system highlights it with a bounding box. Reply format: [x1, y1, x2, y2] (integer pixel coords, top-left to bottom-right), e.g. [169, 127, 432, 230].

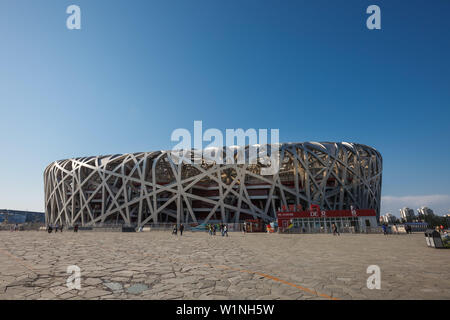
[45, 142, 381, 166]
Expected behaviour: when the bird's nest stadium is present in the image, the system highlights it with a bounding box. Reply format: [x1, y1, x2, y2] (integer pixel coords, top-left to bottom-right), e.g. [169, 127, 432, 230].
[44, 142, 382, 228]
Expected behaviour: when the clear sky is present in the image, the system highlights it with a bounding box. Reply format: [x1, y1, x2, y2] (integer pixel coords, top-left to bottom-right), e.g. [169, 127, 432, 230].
[0, 0, 449, 216]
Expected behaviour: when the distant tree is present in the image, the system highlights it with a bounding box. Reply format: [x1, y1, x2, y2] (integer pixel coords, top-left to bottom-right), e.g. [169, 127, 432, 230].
[424, 213, 448, 228]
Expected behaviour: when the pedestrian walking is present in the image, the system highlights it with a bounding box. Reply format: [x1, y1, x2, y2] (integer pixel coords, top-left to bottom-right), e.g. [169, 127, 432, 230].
[213, 224, 216, 235]
[382, 224, 387, 235]
[332, 223, 340, 236]
[60, 224, 63, 233]
[74, 224, 79, 232]
[179, 223, 184, 236]
[172, 224, 178, 235]
[223, 224, 228, 237]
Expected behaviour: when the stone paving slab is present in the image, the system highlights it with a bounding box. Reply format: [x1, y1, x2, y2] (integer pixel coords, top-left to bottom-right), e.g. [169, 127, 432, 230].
[0, 231, 449, 300]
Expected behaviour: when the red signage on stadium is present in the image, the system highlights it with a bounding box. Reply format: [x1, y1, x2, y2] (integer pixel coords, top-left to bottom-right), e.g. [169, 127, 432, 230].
[277, 209, 376, 219]
[277, 204, 376, 226]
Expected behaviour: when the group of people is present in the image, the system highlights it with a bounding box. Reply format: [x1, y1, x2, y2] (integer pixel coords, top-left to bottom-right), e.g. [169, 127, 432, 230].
[47, 224, 63, 233]
[205, 223, 229, 237]
[47, 223, 79, 233]
[207, 223, 217, 235]
[172, 223, 184, 236]
[382, 223, 413, 235]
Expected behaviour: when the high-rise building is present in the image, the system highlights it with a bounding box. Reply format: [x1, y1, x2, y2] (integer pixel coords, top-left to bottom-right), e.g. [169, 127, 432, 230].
[417, 207, 434, 219]
[381, 213, 397, 224]
[400, 207, 415, 222]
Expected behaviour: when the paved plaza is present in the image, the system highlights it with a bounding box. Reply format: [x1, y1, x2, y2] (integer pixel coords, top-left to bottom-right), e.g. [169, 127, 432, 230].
[0, 231, 449, 300]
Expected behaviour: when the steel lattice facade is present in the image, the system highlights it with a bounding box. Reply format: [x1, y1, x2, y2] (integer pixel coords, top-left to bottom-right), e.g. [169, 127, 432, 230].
[44, 142, 382, 227]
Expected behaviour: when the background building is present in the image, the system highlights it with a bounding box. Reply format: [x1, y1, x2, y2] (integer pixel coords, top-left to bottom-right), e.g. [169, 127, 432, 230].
[417, 206, 434, 220]
[381, 213, 397, 224]
[44, 142, 382, 228]
[0, 209, 45, 224]
[400, 207, 415, 222]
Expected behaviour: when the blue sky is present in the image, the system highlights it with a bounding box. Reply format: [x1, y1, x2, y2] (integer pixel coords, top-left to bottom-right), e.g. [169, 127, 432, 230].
[0, 0, 449, 216]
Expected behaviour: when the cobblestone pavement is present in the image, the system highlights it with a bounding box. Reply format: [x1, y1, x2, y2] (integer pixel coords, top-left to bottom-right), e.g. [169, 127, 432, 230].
[0, 231, 449, 300]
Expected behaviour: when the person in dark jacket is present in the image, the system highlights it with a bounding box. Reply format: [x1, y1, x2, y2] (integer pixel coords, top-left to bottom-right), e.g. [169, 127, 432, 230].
[332, 223, 340, 236]
[179, 224, 184, 236]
